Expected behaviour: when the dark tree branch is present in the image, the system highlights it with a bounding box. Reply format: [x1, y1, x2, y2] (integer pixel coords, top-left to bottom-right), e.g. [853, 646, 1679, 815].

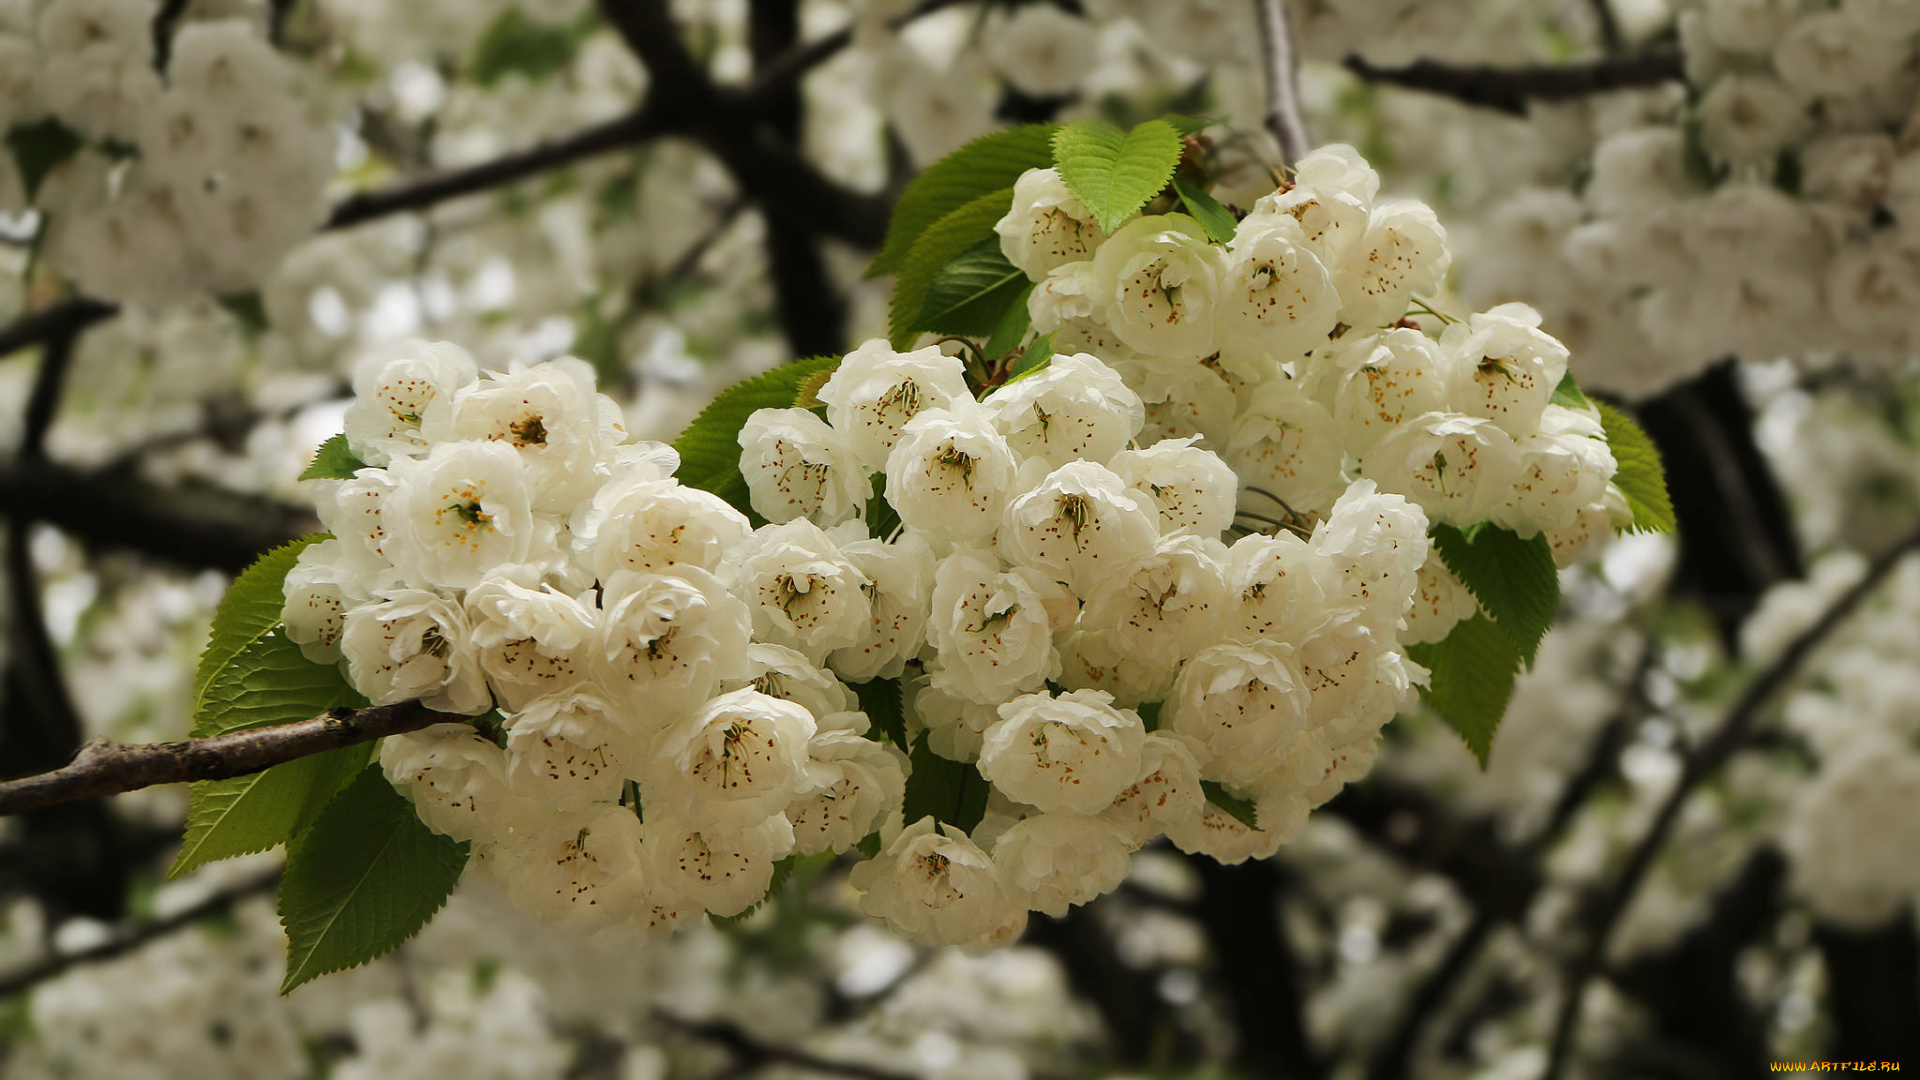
[326, 105, 673, 231]
[653, 1011, 919, 1080]
[0, 299, 115, 362]
[0, 871, 281, 999]
[0, 460, 314, 572]
[1588, 0, 1625, 55]
[1189, 856, 1323, 1080]
[1325, 777, 1542, 923]
[743, 0, 976, 109]
[18, 306, 84, 463]
[1343, 47, 1684, 116]
[1543, 525, 1920, 1080]
[0, 701, 461, 816]
[1253, 0, 1311, 166]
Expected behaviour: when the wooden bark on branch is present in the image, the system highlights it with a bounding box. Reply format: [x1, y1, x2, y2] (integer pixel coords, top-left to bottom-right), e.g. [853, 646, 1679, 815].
[0, 701, 463, 816]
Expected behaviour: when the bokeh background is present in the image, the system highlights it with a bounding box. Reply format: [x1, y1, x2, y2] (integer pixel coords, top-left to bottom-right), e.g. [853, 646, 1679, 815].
[2, 0, 1918, 1077]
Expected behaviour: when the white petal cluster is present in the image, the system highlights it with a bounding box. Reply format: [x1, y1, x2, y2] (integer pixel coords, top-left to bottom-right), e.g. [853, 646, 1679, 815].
[26, 7, 332, 306]
[292, 342, 909, 941]
[1448, 1, 1920, 393]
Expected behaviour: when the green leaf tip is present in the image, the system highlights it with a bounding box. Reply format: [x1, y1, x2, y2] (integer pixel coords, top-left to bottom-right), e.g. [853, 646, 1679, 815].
[1051, 117, 1184, 234]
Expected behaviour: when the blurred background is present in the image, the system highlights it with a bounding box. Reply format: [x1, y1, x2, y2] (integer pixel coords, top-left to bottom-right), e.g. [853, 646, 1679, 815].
[1, 0, 1918, 1077]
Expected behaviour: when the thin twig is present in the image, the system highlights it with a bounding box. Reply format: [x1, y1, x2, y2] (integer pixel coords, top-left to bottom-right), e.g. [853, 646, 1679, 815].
[1543, 527, 1920, 1079]
[1252, 0, 1311, 166]
[1343, 47, 1684, 117]
[0, 701, 464, 816]
[744, 0, 976, 107]
[1588, 0, 1625, 55]
[327, 105, 670, 230]
[0, 871, 281, 999]
[654, 1011, 920, 1080]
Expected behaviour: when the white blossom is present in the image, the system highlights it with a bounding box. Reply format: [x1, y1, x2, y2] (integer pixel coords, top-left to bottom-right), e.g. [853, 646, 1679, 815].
[991, 812, 1135, 917]
[640, 688, 817, 830]
[850, 817, 1021, 948]
[978, 689, 1146, 816]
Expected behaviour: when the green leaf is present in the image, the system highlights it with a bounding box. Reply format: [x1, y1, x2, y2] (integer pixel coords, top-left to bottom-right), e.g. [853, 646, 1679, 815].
[1051, 118, 1184, 234]
[915, 238, 1028, 337]
[468, 8, 589, 86]
[300, 434, 366, 481]
[1172, 176, 1236, 244]
[669, 356, 844, 522]
[172, 630, 368, 877]
[850, 676, 906, 749]
[1004, 331, 1056, 385]
[172, 743, 373, 878]
[1162, 114, 1213, 136]
[1406, 615, 1522, 767]
[1595, 402, 1676, 535]
[1136, 700, 1162, 732]
[862, 472, 901, 539]
[279, 766, 470, 993]
[1432, 524, 1559, 667]
[868, 124, 1056, 279]
[886, 188, 1014, 350]
[901, 737, 988, 834]
[216, 292, 270, 333]
[6, 118, 81, 202]
[1199, 780, 1259, 830]
[981, 281, 1034, 361]
[194, 536, 328, 713]
[1549, 372, 1591, 409]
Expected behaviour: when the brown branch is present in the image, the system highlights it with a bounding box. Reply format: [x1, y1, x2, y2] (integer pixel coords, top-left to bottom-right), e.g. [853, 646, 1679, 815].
[0, 460, 314, 572]
[1253, 0, 1311, 166]
[1343, 47, 1684, 116]
[0, 701, 462, 816]
[326, 104, 673, 230]
[653, 1011, 920, 1080]
[1543, 526, 1920, 1080]
[0, 871, 281, 1000]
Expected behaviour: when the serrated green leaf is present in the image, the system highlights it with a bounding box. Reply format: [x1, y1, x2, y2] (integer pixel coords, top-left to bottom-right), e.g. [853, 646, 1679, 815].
[862, 472, 901, 539]
[6, 118, 81, 202]
[279, 766, 469, 993]
[793, 366, 836, 410]
[300, 434, 366, 481]
[902, 737, 988, 834]
[1550, 372, 1591, 409]
[1162, 115, 1213, 136]
[1052, 118, 1183, 234]
[669, 356, 844, 522]
[982, 282, 1033, 361]
[194, 537, 328, 713]
[1199, 780, 1259, 830]
[468, 8, 590, 86]
[1004, 331, 1056, 385]
[1432, 524, 1559, 667]
[195, 629, 355, 737]
[1172, 176, 1236, 244]
[887, 188, 1014, 350]
[855, 832, 882, 858]
[915, 238, 1028, 337]
[1406, 615, 1522, 767]
[851, 676, 906, 749]
[1595, 401, 1676, 535]
[172, 742, 372, 878]
[1136, 700, 1162, 732]
[868, 124, 1056, 279]
[172, 630, 367, 877]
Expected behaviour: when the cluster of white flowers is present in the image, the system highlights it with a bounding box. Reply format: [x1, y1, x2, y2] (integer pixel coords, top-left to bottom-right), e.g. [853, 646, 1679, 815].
[1454, 0, 1920, 395]
[283, 341, 908, 940]
[737, 330, 1431, 946]
[1005, 145, 1631, 629]
[6, 0, 333, 308]
[1746, 551, 1920, 929]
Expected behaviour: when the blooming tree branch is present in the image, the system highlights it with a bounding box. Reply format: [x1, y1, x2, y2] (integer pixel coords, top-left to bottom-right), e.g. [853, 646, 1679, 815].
[1343, 47, 1685, 116]
[1543, 524, 1920, 1080]
[0, 701, 464, 817]
[1252, 0, 1312, 167]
